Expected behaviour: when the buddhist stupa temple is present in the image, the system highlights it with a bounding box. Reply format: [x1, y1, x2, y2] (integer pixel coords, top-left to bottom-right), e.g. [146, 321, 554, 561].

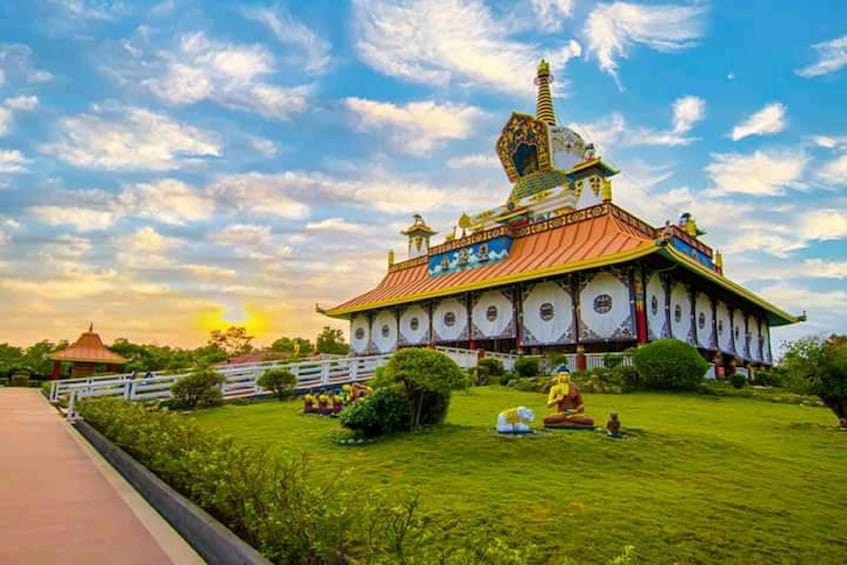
[324, 60, 802, 373]
[49, 324, 127, 379]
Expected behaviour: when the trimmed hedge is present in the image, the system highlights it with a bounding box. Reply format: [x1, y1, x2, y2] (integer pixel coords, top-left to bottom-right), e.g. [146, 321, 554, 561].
[171, 368, 224, 409]
[257, 368, 296, 401]
[633, 339, 708, 391]
[340, 387, 408, 437]
[514, 357, 540, 378]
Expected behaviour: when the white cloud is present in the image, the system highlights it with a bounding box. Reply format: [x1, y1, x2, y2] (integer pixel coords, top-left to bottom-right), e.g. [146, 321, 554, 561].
[447, 153, 499, 168]
[531, 0, 575, 32]
[40, 106, 220, 171]
[570, 95, 705, 151]
[29, 206, 117, 231]
[0, 149, 28, 172]
[731, 103, 787, 141]
[818, 155, 847, 185]
[244, 6, 331, 74]
[755, 284, 847, 312]
[54, 0, 129, 21]
[799, 209, 847, 241]
[184, 264, 237, 280]
[0, 44, 53, 85]
[796, 35, 847, 78]
[672, 95, 705, 134]
[705, 150, 807, 196]
[119, 179, 215, 224]
[585, 2, 706, 86]
[811, 135, 847, 149]
[305, 218, 367, 233]
[352, 0, 578, 96]
[4, 95, 38, 111]
[122, 30, 311, 120]
[345, 97, 485, 154]
[208, 174, 309, 220]
[249, 136, 279, 157]
[213, 224, 272, 248]
[117, 226, 183, 253]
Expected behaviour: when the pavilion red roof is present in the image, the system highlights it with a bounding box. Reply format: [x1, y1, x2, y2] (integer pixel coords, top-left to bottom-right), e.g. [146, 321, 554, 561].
[50, 327, 128, 364]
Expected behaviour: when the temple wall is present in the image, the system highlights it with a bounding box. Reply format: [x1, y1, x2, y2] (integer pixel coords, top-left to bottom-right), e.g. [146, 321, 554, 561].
[370, 310, 398, 354]
[578, 270, 634, 341]
[716, 301, 733, 354]
[432, 297, 469, 342]
[520, 280, 574, 345]
[732, 309, 748, 360]
[350, 315, 370, 355]
[471, 289, 515, 340]
[747, 314, 760, 363]
[762, 320, 773, 364]
[399, 303, 430, 346]
[645, 271, 668, 340]
[695, 292, 715, 350]
[670, 282, 694, 345]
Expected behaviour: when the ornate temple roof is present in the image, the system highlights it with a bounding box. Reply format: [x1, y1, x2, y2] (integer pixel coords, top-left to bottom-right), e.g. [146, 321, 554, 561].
[325, 204, 798, 326]
[50, 325, 128, 364]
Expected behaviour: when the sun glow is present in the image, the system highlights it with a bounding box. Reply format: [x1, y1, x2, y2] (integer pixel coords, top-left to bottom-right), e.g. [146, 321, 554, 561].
[197, 302, 270, 337]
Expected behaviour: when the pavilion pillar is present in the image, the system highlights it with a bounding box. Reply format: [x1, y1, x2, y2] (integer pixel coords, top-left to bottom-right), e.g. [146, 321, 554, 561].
[51, 361, 61, 380]
[576, 344, 587, 371]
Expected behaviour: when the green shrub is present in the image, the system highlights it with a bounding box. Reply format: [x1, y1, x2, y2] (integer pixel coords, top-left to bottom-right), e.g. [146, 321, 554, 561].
[615, 365, 641, 392]
[603, 353, 624, 369]
[381, 348, 466, 432]
[476, 358, 505, 386]
[514, 356, 540, 378]
[257, 368, 297, 401]
[9, 374, 30, 387]
[77, 397, 421, 563]
[499, 371, 516, 386]
[729, 372, 746, 389]
[509, 377, 543, 392]
[633, 339, 708, 391]
[340, 387, 408, 437]
[170, 367, 224, 409]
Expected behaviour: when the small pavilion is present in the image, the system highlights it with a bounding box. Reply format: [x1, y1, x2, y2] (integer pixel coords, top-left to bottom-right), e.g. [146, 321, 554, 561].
[49, 324, 127, 379]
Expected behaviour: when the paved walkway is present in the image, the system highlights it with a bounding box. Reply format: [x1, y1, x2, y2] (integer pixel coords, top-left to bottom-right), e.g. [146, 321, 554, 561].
[0, 388, 203, 564]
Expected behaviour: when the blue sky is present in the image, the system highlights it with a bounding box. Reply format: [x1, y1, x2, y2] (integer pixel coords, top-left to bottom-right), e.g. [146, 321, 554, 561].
[0, 0, 845, 349]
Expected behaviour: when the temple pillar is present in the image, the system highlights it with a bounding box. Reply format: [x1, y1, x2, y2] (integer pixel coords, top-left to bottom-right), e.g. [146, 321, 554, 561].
[632, 265, 648, 344]
[51, 361, 61, 380]
[576, 344, 586, 371]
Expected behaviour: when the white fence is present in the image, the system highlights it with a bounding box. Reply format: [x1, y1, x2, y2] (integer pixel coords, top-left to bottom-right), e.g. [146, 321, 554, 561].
[55, 347, 634, 420]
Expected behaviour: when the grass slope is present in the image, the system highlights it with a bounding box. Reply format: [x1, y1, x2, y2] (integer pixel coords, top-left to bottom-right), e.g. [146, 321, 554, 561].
[191, 387, 847, 563]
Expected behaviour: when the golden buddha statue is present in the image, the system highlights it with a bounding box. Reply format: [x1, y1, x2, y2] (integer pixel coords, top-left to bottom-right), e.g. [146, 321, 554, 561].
[543, 371, 595, 428]
[303, 393, 318, 414]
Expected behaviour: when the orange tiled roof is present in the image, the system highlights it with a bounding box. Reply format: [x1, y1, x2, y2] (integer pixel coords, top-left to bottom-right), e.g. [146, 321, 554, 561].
[50, 329, 128, 364]
[327, 205, 657, 316]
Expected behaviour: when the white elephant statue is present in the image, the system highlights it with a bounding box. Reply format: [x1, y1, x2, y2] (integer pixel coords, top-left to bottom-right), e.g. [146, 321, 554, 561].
[496, 406, 535, 434]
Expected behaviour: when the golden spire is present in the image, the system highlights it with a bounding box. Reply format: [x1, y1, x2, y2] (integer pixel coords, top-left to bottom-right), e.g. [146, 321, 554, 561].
[535, 59, 556, 126]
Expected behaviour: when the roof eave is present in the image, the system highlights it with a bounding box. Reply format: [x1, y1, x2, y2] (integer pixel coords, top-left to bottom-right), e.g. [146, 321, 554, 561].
[324, 243, 659, 317]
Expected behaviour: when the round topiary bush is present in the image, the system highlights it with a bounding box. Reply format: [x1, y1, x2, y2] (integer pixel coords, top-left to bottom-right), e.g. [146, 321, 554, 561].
[729, 372, 747, 389]
[382, 348, 466, 431]
[633, 339, 708, 391]
[258, 368, 297, 400]
[171, 367, 224, 409]
[514, 356, 540, 378]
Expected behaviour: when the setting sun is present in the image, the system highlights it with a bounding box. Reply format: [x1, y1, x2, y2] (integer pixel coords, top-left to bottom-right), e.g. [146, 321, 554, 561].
[197, 302, 270, 337]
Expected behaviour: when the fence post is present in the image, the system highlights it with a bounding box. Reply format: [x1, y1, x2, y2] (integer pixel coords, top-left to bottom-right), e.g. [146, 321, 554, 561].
[320, 362, 330, 387]
[66, 391, 76, 422]
[50, 381, 58, 403]
[123, 380, 132, 400]
[349, 358, 358, 382]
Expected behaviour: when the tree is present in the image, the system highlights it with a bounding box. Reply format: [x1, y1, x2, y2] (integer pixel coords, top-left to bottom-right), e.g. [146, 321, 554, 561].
[208, 326, 254, 357]
[381, 348, 466, 431]
[269, 337, 314, 357]
[782, 334, 847, 428]
[0, 343, 24, 379]
[316, 326, 348, 355]
[23, 340, 61, 377]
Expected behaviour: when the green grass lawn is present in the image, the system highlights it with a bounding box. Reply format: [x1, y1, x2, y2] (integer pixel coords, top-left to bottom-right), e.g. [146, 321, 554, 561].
[191, 387, 847, 563]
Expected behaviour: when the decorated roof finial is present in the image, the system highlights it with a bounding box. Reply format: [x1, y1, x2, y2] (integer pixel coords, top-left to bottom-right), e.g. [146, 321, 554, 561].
[535, 59, 556, 126]
[89, 322, 93, 333]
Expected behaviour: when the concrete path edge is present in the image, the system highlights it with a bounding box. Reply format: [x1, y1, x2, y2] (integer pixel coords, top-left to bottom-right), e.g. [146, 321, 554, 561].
[74, 420, 271, 565]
